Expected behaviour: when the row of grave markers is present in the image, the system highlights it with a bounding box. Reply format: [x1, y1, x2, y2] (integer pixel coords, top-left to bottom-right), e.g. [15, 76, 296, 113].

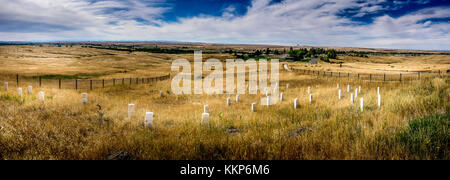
[2, 81, 159, 129]
[340, 84, 382, 111]
[3, 83, 46, 102]
[3, 81, 382, 128]
[202, 84, 382, 125]
[133, 84, 382, 127]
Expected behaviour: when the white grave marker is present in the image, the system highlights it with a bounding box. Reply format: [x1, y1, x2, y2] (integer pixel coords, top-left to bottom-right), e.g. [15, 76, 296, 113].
[202, 113, 210, 125]
[82, 93, 88, 104]
[294, 98, 299, 109]
[267, 96, 271, 106]
[280, 93, 284, 102]
[236, 94, 240, 102]
[347, 85, 350, 92]
[360, 98, 364, 112]
[378, 94, 381, 108]
[227, 98, 231, 106]
[38, 91, 45, 102]
[17, 88, 22, 97]
[377, 87, 380, 96]
[27, 86, 32, 94]
[355, 88, 358, 98]
[309, 94, 313, 103]
[4, 82, 8, 91]
[351, 93, 354, 104]
[251, 103, 256, 112]
[338, 89, 342, 100]
[145, 112, 153, 128]
[128, 104, 135, 118]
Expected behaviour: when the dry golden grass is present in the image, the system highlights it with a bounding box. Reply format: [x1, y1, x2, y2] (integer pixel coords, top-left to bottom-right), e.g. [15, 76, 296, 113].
[0, 46, 448, 160]
[0, 46, 235, 79]
[289, 55, 450, 75]
[2, 45, 449, 77]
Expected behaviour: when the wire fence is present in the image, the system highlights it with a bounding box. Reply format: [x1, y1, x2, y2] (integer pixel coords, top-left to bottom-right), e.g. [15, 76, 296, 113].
[290, 67, 447, 82]
[0, 74, 171, 90]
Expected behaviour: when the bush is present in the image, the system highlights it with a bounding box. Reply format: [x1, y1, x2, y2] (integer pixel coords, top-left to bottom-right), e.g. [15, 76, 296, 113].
[397, 113, 449, 160]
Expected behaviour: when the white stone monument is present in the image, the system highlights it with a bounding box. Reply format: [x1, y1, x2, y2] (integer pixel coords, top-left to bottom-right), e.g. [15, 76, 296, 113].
[145, 112, 153, 128]
[128, 104, 135, 118]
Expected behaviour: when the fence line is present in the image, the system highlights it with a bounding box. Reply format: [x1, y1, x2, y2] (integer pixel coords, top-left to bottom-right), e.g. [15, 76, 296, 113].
[0, 74, 171, 90]
[289, 66, 446, 82]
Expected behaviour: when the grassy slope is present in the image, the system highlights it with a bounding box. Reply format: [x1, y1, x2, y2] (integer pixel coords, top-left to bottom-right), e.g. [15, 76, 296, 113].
[0, 46, 448, 160]
[0, 75, 447, 160]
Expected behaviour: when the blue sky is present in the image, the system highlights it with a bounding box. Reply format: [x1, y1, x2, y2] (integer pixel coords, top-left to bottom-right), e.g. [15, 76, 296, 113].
[0, 0, 449, 50]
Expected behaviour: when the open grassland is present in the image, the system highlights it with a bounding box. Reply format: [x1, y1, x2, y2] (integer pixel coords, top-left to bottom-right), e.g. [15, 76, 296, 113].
[290, 55, 450, 74]
[0, 46, 448, 160]
[0, 46, 234, 79]
[1, 46, 449, 78]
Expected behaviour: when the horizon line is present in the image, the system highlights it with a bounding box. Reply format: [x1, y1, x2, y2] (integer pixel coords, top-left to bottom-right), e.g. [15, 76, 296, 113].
[1, 40, 449, 52]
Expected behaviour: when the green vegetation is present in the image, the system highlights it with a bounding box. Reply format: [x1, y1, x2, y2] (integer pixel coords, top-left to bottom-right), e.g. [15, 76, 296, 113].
[288, 47, 337, 61]
[0, 94, 22, 103]
[397, 113, 449, 160]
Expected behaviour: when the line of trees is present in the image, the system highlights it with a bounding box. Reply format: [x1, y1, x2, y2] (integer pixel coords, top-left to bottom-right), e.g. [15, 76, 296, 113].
[288, 47, 338, 62]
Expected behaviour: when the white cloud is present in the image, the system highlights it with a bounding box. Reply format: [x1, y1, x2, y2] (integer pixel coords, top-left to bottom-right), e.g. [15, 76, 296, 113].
[0, 0, 449, 50]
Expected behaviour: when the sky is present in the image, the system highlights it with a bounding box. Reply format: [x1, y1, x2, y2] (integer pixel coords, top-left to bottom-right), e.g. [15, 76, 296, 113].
[0, 0, 449, 50]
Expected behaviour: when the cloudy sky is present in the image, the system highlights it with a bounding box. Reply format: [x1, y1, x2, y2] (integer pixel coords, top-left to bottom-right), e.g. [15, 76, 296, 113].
[0, 0, 449, 50]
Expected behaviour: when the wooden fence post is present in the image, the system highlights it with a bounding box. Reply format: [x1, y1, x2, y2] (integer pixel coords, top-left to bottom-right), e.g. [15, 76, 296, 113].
[400, 74, 402, 82]
[39, 76, 42, 87]
[102, 79, 105, 88]
[370, 74, 372, 82]
[113, 79, 116, 86]
[59, 79, 61, 89]
[16, 74, 19, 86]
[75, 79, 78, 90]
[384, 74, 386, 82]
[90, 80, 93, 90]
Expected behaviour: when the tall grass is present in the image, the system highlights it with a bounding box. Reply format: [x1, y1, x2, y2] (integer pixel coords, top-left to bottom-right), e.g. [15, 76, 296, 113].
[398, 113, 448, 160]
[0, 75, 448, 160]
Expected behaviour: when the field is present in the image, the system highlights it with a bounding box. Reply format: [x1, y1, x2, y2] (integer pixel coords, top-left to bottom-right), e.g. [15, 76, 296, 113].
[0, 45, 448, 160]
